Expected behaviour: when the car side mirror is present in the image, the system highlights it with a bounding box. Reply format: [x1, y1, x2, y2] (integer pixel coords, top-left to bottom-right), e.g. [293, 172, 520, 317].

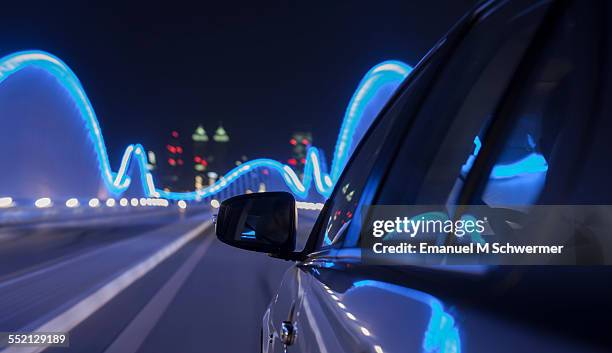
[215, 192, 297, 255]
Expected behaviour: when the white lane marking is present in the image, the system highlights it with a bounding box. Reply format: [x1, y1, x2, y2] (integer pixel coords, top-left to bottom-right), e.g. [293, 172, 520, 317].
[0, 221, 212, 353]
[0, 207, 188, 236]
[0, 216, 209, 289]
[302, 295, 330, 353]
[0, 235, 139, 290]
[104, 232, 215, 353]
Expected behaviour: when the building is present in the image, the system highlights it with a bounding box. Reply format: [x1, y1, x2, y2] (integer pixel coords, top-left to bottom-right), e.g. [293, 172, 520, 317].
[209, 123, 230, 177]
[164, 130, 185, 190]
[192, 125, 209, 189]
[288, 132, 312, 178]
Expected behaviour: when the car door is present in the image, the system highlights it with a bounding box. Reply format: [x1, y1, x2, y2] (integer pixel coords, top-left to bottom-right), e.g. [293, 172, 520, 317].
[264, 1, 557, 353]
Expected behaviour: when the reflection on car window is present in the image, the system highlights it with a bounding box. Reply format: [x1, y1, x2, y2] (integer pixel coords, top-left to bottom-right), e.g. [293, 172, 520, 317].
[316, 102, 400, 249]
[449, 1, 612, 262]
[376, 0, 549, 207]
[474, 1, 605, 208]
[480, 116, 550, 206]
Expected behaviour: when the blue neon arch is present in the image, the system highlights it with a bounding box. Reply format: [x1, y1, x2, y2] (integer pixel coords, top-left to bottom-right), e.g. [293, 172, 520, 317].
[0, 50, 412, 200]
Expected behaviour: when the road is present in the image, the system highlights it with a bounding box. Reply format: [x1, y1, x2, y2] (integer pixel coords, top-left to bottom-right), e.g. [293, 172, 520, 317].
[0, 206, 319, 353]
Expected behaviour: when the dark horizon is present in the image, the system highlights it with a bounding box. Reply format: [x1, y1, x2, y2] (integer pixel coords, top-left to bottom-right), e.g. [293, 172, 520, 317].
[0, 0, 473, 166]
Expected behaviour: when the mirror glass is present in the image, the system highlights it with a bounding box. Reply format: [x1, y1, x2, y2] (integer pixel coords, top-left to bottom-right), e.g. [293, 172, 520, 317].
[216, 192, 296, 253]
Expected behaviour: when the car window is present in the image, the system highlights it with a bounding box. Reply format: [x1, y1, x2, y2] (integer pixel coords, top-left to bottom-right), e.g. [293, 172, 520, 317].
[375, 0, 611, 261]
[311, 28, 459, 251]
[314, 94, 401, 249]
[352, 0, 553, 263]
[464, 1, 609, 211]
[375, 0, 549, 206]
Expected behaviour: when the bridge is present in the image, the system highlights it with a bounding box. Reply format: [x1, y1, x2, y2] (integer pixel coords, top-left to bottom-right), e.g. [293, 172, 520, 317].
[0, 51, 410, 352]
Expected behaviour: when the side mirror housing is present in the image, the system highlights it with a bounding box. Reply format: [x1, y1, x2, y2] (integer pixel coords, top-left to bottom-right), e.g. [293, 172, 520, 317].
[215, 192, 297, 255]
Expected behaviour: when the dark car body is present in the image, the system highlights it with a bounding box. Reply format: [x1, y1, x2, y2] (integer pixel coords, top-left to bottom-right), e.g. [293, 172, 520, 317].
[222, 0, 612, 352]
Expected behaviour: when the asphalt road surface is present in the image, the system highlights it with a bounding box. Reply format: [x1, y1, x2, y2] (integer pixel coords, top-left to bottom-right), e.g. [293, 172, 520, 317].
[0, 206, 319, 353]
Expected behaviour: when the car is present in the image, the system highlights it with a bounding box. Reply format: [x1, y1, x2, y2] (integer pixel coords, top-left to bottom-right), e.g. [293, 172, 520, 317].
[215, 0, 612, 352]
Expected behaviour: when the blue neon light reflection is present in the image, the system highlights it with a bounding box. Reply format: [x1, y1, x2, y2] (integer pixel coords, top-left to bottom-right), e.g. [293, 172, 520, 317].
[460, 136, 481, 175]
[490, 152, 548, 179]
[351, 280, 461, 353]
[240, 230, 256, 239]
[0, 51, 411, 200]
[461, 136, 549, 179]
[330, 61, 412, 181]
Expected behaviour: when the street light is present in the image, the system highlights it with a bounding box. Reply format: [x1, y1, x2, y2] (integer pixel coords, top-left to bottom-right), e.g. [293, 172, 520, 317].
[0, 197, 13, 208]
[35, 197, 52, 208]
[66, 198, 79, 208]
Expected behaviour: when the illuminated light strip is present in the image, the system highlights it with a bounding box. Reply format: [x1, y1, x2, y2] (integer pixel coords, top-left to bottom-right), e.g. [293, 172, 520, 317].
[0, 51, 411, 200]
[491, 152, 548, 179]
[310, 149, 327, 191]
[113, 145, 134, 187]
[0, 51, 125, 195]
[330, 60, 411, 182]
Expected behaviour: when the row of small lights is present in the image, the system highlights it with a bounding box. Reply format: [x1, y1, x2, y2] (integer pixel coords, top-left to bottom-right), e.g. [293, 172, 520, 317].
[322, 283, 384, 353]
[206, 200, 323, 210]
[1, 197, 322, 212]
[0, 196, 178, 209]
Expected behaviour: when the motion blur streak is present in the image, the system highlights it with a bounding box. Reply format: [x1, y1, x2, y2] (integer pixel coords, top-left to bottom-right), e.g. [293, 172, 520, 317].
[0, 51, 411, 200]
[0, 221, 213, 353]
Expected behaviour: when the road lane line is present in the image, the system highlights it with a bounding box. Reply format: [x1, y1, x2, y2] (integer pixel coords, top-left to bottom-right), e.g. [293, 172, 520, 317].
[0, 220, 212, 353]
[104, 230, 215, 353]
[0, 216, 207, 290]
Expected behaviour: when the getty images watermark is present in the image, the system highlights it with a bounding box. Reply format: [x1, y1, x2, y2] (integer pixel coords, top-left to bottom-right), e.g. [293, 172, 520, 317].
[360, 205, 612, 265]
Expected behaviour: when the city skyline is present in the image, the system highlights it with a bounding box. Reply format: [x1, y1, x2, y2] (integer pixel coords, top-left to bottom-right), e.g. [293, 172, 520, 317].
[152, 124, 318, 191]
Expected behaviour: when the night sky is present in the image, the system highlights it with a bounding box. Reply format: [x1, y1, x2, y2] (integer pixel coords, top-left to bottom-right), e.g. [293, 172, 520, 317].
[0, 0, 473, 165]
